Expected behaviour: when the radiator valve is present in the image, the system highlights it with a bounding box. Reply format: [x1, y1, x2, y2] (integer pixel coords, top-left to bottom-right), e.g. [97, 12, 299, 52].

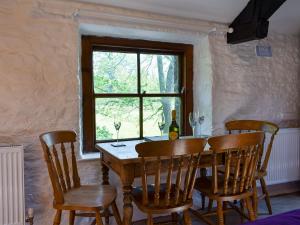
[25, 208, 34, 225]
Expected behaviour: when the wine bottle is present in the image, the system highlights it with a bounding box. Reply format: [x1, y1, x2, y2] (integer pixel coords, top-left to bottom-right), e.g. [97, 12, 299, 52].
[169, 110, 179, 140]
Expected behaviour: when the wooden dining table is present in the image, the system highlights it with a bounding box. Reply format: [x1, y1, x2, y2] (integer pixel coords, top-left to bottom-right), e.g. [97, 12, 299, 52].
[95, 139, 215, 225]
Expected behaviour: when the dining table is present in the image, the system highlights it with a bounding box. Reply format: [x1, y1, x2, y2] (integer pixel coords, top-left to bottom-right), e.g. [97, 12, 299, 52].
[95, 137, 216, 225]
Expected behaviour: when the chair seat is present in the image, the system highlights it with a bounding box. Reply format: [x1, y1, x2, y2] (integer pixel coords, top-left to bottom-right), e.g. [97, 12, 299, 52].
[195, 176, 252, 201]
[132, 184, 192, 214]
[56, 184, 117, 211]
[218, 166, 267, 179]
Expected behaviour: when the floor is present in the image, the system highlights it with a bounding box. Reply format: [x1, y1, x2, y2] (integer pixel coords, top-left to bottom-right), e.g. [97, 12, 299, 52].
[133, 192, 300, 225]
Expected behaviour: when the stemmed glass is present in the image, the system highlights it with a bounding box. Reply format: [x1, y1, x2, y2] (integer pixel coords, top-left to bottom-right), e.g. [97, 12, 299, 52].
[114, 121, 121, 144]
[158, 114, 165, 136]
[198, 115, 205, 136]
[189, 112, 198, 136]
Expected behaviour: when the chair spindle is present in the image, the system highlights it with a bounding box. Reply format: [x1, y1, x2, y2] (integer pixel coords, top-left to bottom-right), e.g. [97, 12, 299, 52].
[52, 145, 67, 192]
[61, 143, 71, 190]
[165, 156, 174, 206]
[154, 157, 161, 206]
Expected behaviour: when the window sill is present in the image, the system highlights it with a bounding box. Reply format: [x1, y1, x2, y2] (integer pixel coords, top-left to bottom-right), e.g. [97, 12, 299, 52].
[78, 152, 101, 161]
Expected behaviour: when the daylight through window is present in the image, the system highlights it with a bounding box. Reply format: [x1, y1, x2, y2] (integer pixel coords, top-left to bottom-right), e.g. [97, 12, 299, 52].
[82, 37, 193, 152]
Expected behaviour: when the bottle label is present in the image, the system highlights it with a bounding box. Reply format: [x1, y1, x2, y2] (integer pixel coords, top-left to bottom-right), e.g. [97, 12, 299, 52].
[169, 131, 179, 140]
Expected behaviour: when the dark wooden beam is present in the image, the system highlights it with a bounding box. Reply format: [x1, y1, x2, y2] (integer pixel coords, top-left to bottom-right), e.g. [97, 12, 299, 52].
[227, 0, 286, 44]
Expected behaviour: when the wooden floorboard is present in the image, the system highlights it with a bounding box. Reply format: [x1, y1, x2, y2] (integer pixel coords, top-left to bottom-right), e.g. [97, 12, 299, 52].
[133, 191, 300, 225]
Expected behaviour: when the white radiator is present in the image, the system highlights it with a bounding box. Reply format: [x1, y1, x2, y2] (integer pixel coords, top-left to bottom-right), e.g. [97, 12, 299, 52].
[265, 128, 300, 185]
[0, 145, 24, 225]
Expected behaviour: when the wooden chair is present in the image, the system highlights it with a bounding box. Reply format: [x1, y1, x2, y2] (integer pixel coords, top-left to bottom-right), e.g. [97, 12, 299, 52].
[133, 138, 207, 225]
[193, 132, 265, 225]
[40, 130, 122, 225]
[225, 120, 279, 215]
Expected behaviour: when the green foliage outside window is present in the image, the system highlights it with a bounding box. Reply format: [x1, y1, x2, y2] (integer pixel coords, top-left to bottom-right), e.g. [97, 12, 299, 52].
[93, 51, 181, 140]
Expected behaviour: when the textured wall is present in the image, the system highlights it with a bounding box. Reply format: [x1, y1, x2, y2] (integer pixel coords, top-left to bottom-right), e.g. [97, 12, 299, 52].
[209, 34, 300, 134]
[0, 0, 80, 223]
[0, 0, 299, 224]
[0, 1, 204, 223]
[194, 36, 213, 135]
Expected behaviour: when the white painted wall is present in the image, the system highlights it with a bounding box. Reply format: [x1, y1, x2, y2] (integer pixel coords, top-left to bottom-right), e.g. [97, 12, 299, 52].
[209, 34, 300, 134]
[194, 36, 213, 135]
[0, 1, 80, 223]
[0, 0, 299, 224]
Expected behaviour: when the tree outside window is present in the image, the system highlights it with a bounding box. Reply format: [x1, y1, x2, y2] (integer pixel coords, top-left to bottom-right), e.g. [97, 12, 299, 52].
[82, 37, 193, 152]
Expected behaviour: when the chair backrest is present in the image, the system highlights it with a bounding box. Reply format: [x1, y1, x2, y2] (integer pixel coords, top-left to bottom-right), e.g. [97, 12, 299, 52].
[39, 130, 81, 204]
[225, 120, 279, 173]
[208, 132, 265, 196]
[135, 138, 207, 208]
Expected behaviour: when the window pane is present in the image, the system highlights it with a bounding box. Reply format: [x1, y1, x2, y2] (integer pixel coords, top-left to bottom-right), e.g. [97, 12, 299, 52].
[140, 54, 179, 94]
[93, 52, 137, 93]
[143, 97, 181, 137]
[95, 98, 139, 140]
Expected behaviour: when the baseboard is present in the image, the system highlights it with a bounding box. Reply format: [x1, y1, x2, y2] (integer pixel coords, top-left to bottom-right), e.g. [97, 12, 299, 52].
[264, 180, 300, 196]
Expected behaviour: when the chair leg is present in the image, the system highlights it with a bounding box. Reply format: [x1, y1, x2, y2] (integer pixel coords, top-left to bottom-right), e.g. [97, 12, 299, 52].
[223, 201, 227, 224]
[208, 199, 213, 212]
[147, 214, 153, 225]
[183, 210, 192, 225]
[69, 210, 75, 225]
[260, 178, 272, 215]
[240, 200, 245, 223]
[111, 201, 122, 225]
[95, 211, 104, 225]
[201, 193, 206, 209]
[53, 210, 62, 225]
[245, 197, 256, 221]
[171, 212, 178, 223]
[104, 209, 109, 225]
[252, 180, 258, 215]
[217, 200, 224, 225]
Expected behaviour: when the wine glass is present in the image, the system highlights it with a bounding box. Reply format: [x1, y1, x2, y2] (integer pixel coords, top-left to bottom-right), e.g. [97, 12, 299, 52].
[198, 115, 205, 136]
[158, 114, 165, 136]
[158, 122, 165, 137]
[114, 121, 121, 143]
[189, 112, 198, 136]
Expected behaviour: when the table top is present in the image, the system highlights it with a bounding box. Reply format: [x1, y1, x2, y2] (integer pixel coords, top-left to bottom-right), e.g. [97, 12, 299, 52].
[95, 138, 212, 163]
[97, 140, 143, 161]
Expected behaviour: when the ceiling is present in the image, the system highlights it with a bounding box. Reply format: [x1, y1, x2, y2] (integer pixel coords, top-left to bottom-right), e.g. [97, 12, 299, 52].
[77, 0, 300, 35]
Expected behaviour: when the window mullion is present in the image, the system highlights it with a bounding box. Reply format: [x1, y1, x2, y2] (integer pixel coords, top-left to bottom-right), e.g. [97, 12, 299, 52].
[137, 52, 143, 139]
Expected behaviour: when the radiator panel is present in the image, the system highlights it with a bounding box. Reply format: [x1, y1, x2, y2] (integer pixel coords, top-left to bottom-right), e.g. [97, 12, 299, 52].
[0, 145, 24, 225]
[265, 128, 300, 184]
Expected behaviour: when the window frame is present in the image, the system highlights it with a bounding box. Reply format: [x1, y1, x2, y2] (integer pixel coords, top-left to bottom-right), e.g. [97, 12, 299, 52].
[81, 36, 193, 153]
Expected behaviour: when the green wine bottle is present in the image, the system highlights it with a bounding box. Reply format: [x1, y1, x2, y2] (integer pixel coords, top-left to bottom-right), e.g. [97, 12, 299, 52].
[169, 110, 179, 140]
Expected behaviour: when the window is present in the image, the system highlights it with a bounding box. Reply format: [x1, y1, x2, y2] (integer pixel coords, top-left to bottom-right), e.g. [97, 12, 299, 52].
[82, 36, 193, 152]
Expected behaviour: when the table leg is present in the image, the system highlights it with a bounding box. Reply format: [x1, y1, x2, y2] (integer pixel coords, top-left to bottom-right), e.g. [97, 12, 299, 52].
[200, 168, 207, 209]
[102, 161, 109, 185]
[122, 185, 133, 225]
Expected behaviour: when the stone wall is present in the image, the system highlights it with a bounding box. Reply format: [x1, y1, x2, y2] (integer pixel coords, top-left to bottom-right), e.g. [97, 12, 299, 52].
[0, 0, 299, 224]
[0, 0, 80, 223]
[209, 34, 300, 134]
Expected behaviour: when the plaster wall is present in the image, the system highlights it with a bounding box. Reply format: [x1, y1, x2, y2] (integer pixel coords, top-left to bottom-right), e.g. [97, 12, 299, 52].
[209, 34, 300, 134]
[0, 0, 206, 223]
[0, 0, 299, 224]
[194, 36, 213, 135]
[0, 0, 81, 223]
